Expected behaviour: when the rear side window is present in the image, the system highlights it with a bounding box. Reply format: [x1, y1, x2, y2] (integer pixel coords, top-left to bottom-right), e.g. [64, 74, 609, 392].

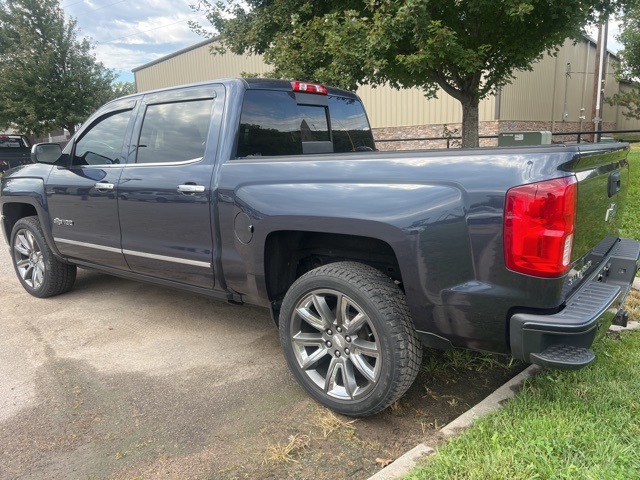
[236, 91, 303, 157]
[328, 97, 375, 153]
[236, 90, 374, 158]
[136, 99, 213, 164]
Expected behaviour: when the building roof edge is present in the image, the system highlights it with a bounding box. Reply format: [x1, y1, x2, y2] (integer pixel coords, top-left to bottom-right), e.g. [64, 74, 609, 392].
[132, 36, 220, 73]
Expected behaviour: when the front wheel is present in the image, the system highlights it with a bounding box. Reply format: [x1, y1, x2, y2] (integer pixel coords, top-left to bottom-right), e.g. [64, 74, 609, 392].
[279, 262, 422, 417]
[11, 216, 77, 298]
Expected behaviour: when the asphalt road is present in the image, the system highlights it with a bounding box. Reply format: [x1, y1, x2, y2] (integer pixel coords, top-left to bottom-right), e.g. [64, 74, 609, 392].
[0, 232, 304, 479]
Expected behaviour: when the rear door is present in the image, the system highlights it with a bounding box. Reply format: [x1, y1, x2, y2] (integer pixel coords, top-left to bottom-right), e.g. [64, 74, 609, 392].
[47, 98, 138, 269]
[117, 85, 223, 288]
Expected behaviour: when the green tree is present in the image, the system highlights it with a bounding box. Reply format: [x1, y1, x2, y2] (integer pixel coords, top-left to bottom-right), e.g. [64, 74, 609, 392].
[193, 0, 619, 147]
[110, 81, 136, 101]
[0, 0, 116, 136]
[608, 4, 640, 119]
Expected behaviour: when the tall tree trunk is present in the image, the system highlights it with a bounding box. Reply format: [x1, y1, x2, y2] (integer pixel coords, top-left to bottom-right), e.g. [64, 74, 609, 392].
[460, 96, 479, 148]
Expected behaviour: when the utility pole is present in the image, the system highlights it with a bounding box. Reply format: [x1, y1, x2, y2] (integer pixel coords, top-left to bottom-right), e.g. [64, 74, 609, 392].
[563, 62, 571, 124]
[591, 18, 608, 143]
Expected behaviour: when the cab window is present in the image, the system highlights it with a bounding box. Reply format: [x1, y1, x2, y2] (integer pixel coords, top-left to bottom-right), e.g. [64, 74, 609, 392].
[73, 110, 132, 166]
[135, 99, 213, 164]
[328, 96, 375, 152]
[236, 90, 375, 158]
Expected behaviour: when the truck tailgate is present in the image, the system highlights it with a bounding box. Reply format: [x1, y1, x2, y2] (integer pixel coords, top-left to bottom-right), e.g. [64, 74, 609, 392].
[560, 143, 631, 298]
[0, 148, 32, 175]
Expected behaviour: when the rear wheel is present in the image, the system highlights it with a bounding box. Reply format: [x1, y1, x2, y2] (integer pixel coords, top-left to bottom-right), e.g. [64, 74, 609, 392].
[11, 216, 76, 298]
[279, 262, 422, 417]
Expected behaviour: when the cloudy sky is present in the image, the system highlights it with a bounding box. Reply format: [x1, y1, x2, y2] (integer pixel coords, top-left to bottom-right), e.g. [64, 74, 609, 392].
[62, 0, 623, 86]
[63, 0, 213, 83]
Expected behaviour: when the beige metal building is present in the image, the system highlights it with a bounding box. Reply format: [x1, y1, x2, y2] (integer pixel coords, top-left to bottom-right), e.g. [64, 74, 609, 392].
[133, 36, 640, 148]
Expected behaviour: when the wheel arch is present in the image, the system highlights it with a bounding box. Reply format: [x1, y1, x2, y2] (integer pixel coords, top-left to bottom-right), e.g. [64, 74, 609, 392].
[1, 199, 60, 258]
[2, 201, 37, 242]
[1, 175, 57, 252]
[264, 230, 404, 325]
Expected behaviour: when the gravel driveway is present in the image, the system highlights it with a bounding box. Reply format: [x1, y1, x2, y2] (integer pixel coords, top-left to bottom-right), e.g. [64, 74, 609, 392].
[0, 232, 308, 479]
[0, 231, 521, 480]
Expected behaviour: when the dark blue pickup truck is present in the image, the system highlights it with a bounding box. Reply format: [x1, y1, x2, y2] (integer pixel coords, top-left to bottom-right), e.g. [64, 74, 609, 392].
[1, 78, 638, 416]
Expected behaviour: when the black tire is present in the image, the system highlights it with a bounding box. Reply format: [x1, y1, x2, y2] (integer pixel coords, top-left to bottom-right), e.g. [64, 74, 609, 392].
[279, 261, 422, 417]
[10, 216, 76, 298]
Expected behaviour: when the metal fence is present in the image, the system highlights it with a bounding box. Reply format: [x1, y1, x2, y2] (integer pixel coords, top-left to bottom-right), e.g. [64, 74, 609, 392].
[375, 129, 640, 149]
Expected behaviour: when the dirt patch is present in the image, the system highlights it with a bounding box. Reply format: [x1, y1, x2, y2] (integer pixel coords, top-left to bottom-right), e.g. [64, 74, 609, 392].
[0, 231, 525, 480]
[0, 343, 523, 480]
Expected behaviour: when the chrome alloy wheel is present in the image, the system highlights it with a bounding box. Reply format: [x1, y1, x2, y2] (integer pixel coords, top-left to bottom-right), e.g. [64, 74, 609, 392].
[13, 228, 45, 290]
[290, 289, 381, 400]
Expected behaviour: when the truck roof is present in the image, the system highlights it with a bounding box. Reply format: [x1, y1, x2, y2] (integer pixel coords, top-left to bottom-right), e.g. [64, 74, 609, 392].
[111, 78, 359, 106]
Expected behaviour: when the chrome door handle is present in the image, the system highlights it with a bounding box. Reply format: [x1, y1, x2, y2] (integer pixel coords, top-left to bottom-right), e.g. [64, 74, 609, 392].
[177, 184, 205, 193]
[95, 182, 114, 190]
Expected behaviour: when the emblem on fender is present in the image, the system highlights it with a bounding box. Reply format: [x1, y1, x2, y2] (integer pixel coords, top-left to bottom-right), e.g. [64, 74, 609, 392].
[53, 218, 74, 226]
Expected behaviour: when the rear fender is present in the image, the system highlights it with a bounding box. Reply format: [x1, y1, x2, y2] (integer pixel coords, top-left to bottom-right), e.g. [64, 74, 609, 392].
[222, 181, 472, 334]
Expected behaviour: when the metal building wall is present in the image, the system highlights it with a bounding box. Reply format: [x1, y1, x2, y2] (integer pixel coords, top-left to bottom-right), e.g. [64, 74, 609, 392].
[499, 38, 619, 125]
[616, 83, 640, 130]
[133, 39, 495, 128]
[133, 39, 270, 92]
[357, 85, 496, 128]
[134, 37, 628, 130]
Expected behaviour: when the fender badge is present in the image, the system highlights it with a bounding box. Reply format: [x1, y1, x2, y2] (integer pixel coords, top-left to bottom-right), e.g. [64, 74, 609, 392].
[54, 218, 74, 226]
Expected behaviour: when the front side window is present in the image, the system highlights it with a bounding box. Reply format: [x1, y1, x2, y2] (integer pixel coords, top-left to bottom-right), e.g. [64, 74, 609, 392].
[73, 110, 132, 165]
[136, 99, 213, 164]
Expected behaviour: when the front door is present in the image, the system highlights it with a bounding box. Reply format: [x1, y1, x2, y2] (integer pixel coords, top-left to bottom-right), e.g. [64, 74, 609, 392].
[47, 99, 138, 270]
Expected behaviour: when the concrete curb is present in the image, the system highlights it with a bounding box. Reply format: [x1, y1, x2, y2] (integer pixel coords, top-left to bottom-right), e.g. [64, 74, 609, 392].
[633, 277, 640, 291]
[366, 317, 640, 479]
[610, 320, 640, 332]
[365, 364, 541, 480]
[366, 444, 435, 480]
[439, 364, 541, 438]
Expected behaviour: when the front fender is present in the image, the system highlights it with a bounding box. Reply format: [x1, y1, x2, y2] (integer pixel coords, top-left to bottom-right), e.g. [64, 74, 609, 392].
[0, 170, 60, 256]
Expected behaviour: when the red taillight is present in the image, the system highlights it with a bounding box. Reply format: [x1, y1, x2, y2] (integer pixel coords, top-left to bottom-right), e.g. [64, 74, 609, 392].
[291, 81, 327, 95]
[504, 176, 577, 278]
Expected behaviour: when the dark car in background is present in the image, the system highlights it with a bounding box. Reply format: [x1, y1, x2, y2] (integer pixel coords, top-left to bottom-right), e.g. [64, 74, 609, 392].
[0, 134, 32, 176]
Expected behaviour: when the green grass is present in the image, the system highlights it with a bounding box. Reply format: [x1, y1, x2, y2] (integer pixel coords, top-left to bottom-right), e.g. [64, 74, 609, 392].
[407, 325, 640, 480]
[621, 146, 640, 243]
[407, 145, 640, 479]
[612, 134, 640, 143]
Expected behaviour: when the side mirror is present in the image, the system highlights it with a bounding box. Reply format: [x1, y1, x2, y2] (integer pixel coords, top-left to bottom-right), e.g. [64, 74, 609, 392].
[31, 143, 62, 164]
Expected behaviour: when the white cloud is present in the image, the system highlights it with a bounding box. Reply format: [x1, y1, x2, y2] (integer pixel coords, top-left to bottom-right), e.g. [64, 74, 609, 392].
[64, 0, 210, 81]
[93, 44, 162, 73]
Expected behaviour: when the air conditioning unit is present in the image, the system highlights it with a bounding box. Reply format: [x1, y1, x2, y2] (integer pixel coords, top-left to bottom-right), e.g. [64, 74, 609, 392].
[498, 131, 552, 146]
